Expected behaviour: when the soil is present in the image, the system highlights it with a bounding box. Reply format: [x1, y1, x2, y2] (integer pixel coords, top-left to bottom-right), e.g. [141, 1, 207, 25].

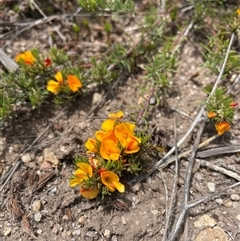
[1, 1, 240, 241]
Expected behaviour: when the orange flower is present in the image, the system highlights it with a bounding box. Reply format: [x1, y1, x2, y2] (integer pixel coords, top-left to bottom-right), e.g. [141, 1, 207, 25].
[47, 72, 63, 94]
[85, 138, 97, 153]
[100, 139, 121, 161]
[207, 112, 217, 118]
[100, 170, 125, 193]
[124, 136, 140, 154]
[15, 50, 36, 65]
[114, 122, 138, 148]
[215, 121, 231, 135]
[80, 186, 99, 199]
[69, 162, 93, 187]
[67, 75, 82, 92]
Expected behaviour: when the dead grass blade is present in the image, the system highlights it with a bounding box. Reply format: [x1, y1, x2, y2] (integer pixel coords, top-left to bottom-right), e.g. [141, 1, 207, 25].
[21, 214, 37, 239]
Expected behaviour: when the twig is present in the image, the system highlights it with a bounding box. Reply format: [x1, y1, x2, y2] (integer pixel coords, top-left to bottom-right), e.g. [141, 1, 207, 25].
[0, 108, 66, 191]
[0, 48, 19, 72]
[166, 118, 206, 241]
[162, 118, 179, 241]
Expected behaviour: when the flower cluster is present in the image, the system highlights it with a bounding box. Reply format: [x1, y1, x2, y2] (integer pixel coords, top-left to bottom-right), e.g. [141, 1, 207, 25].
[15, 49, 82, 95]
[205, 87, 238, 135]
[70, 111, 142, 199]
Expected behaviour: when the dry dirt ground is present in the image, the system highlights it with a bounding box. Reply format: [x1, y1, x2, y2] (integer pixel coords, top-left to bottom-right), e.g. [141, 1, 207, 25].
[1, 1, 240, 241]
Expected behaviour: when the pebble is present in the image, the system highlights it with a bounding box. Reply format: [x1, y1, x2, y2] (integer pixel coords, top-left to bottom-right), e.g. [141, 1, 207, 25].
[122, 216, 127, 225]
[132, 183, 141, 192]
[34, 212, 42, 222]
[21, 153, 32, 163]
[230, 194, 240, 201]
[207, 182, 216, 192]
[75, 229, 81, 235]
[215, 198, 223, 205]
[104, 229, 111, 238]
[194, 214, 216, 228]
[78, 215, 86, 224]
[236, 215, 240, 221]
[223, 200, 233, 208]
[92, 92, 102, 104]
[32, 200, 42, 212]
[194, 227, 227, 241]
[111, 235, 118, 241]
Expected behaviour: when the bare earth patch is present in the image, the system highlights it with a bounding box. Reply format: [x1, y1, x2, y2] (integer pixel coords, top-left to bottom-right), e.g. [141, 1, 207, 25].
[1, 1, 240, 241]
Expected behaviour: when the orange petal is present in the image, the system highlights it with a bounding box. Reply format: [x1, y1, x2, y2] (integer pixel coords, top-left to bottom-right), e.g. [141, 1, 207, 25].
[207, 112, 217, 118]
[215, 121, 230, 135]
[67, 75, 82, 92]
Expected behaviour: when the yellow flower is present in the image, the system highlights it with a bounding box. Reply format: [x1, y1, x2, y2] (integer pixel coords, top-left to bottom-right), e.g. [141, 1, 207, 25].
[114, 122, 138, 148]
[85, 138, 97, 153]
[108, 111, 124, 119]
[124, 136, 140, 154]
[67, 75, 82, 92]
[69, 162, 93, 187]
[47, 72, 63, 94]
[15, 50, 36, 65]
[100, 139, 121, 161]
[237, 9, 240, 16]
[80, 186, 99, 199]
[215, 121, 231, 135]
[101, 119, 115, 132]
[100, 170, 125, 193]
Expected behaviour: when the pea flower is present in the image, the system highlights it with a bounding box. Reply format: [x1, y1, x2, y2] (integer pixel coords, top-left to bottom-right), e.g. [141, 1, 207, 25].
[100, 139, 121, 161]
[47, 72, 63, 94]
[215, 121, 230, 135]
[207, 112, 217, 118]
[108, 110, 124, 119]
[100, 170, 125, 193]
[69, 162, 93, 187]
[229, 102, 238, 108]
[80, 186, 99, 199]
[67, 75, 82, 92]
[124, 136, 140, 154]
[85, 138, 97, 153]
[114, 122, 138, 148]
[15, 50, 36, 65]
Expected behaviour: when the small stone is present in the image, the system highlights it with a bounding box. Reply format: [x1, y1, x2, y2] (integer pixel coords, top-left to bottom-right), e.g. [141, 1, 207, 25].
[34, 212, 42, 222]
[92, 92, 102, 104]
[32, 200, 42, 212]
[223, 200, 233, 208]
[21, 153, 32, 163]
[122, 216, 127, 225]
[194, 214, 217, 228]
[3, 227, 11, 236]
[111, 235, 118, 241]
[132, 183, 141, 192]
[62, 215, 69, 220]
[37, 229, 43, 235]
[215, 198, 223, 205]
[230, 194, 240, 201]
[78, 215, 86, 223]
[207, 182, 216, 192]
[236, 215, 240, 221]
[75, 229, 81, 235]
[194, 227, 227, 241]
[104, 229, 111, 238]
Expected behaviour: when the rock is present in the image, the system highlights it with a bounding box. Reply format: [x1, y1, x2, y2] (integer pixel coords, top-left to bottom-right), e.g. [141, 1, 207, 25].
[194, 215, 217, 228]
[215, 198, 223, 205]
[34, 212, 42, 222]
[207, 182, 216, 192]
[111, 235, 118, 241]
[21, 153, 32, 163]
[104, 229, 111, 238]
[230, 194, 240, 201]
[223, 200, 233, 208]
[194, 227, 227, 241]
[92, 92, 102, 104]
[132, 183, 141, 192]
[32, 200, 42, 212]
[122, 216, 127, 225]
